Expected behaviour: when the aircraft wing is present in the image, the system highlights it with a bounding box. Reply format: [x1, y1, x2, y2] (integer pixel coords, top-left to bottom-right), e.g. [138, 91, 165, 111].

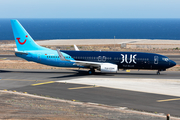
[70, 60, 101, 68]
[56, 49, 102, 68]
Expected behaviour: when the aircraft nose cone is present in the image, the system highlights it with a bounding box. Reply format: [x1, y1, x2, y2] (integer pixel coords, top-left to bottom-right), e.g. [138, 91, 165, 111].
[169, 60, 176, 67]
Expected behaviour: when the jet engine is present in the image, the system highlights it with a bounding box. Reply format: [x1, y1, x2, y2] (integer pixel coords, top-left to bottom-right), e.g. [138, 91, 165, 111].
[100, 63, 118, 73]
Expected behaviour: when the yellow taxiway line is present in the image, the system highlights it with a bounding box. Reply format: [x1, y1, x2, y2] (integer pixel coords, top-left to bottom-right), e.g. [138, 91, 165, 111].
[157, 98, 180, 102]
[0, 58, 7, 60]
[68, 85, 100, 90]
[31, 81, 55, 86]
[0, 79, 48, 82]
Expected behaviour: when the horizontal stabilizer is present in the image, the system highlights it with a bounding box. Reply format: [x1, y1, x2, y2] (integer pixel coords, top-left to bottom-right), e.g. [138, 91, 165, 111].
[15, 51, 28, 55]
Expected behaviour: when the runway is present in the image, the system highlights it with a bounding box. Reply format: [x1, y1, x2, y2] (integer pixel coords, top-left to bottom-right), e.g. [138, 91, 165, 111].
[0, 69, 180, 117]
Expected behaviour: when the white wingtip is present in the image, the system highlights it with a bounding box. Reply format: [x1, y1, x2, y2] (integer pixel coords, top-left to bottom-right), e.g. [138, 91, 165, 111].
[74, 45, 80, 51]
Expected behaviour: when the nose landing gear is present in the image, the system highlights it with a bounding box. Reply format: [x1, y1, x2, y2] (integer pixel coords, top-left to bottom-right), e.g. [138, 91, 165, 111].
[157, 70, 160, 75]
[157, 69, 166, 75]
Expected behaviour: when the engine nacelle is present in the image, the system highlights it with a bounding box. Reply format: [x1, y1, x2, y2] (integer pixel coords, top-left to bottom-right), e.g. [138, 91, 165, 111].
[100, 63, 118, 73]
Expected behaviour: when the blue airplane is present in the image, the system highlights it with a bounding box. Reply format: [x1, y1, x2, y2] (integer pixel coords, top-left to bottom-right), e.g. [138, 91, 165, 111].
[11, 20, 176, 75]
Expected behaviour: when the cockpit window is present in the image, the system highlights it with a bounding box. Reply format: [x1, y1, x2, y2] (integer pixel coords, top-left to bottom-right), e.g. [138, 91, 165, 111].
[162, 58, 169, 62]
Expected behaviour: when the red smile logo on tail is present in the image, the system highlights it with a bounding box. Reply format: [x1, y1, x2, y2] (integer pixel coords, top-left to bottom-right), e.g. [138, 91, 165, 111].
[16, 35, 28, 45]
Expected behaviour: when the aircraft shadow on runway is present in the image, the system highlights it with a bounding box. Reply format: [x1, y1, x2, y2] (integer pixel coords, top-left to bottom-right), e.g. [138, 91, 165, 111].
[0, 69, 165, 80]
[0, 69, 162, 75]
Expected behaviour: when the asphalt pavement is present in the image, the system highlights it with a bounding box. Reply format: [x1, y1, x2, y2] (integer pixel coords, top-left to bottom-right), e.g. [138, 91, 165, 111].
[0, 69, 180, 117]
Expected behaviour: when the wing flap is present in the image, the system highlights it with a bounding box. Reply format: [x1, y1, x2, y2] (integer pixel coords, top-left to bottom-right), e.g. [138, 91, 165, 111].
[71, 60, 101, 68]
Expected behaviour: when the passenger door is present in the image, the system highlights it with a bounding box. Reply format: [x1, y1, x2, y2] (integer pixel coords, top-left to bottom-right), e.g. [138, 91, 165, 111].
[154, 56, 158, 64]
[37, 54, 41, 61]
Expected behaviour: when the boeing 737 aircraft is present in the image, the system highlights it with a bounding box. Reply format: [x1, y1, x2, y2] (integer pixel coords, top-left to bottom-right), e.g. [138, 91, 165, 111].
[11, 20, 176, 75]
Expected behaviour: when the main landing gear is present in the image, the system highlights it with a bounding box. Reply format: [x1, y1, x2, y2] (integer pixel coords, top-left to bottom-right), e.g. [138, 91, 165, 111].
[88, 68, 95, 75]
[157, 70, 160, 75]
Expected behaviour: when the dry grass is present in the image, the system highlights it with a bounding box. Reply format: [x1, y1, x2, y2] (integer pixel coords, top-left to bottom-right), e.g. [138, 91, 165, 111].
[0, 60, 67, 70]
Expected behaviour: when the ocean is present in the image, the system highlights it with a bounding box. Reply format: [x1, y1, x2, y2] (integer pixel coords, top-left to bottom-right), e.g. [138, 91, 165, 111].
[0, 18, 180, 40]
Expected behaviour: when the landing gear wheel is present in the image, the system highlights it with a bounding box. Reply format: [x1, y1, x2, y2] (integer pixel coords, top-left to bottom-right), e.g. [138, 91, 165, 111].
[88, 70, 92, 75]
[88, 69, 95, 75]
[157, 70, 160, 75]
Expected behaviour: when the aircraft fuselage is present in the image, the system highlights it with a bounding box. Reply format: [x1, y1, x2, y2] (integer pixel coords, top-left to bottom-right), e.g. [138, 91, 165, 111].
[15, 50, 176, 70]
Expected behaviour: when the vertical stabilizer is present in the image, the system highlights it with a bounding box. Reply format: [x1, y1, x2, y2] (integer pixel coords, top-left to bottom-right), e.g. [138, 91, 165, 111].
[11, 20, 48, 51]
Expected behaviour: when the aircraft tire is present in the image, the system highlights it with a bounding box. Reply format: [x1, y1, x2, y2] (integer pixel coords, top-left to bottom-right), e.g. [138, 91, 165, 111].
[157, 71, 160, 75]
[88, 69, 95, 75]
[88, 70, 92, 75]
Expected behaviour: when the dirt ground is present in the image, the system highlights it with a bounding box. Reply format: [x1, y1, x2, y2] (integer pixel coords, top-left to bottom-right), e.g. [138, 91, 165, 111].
[1, 40, 180, 55]
[1, 90, 178, 120]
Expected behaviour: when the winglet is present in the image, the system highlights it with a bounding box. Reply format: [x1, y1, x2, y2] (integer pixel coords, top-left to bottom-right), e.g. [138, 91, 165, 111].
[56, 49, 68, 61]
[74, 45, 80, 51]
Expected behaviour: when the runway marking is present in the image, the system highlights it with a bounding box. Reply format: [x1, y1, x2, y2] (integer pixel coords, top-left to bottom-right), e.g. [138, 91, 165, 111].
[157, 98, 180, 102]
[68, 85, 100, 90]
[31, 81, 55, 86]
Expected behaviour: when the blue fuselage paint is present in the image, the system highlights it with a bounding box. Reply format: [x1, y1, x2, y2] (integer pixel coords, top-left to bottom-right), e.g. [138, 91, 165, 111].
[15, 49, 176, 70]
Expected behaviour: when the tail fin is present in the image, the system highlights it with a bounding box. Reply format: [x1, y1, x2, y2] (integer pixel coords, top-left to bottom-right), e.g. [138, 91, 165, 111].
[11, 19, 48, 51]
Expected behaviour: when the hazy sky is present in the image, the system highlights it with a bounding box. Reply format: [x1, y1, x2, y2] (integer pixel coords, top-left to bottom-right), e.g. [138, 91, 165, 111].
[0, 0, 180, 18]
